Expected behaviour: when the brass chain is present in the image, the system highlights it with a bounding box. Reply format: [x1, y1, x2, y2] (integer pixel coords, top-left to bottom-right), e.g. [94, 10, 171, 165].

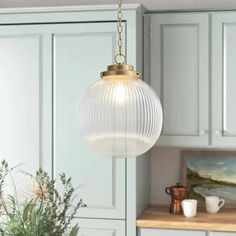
[117, 0, 122, 56]
[115, 0, 126, 64]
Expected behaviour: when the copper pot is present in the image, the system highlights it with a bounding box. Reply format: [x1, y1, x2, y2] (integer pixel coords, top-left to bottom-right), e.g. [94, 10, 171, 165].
[165, 183, 187, 214]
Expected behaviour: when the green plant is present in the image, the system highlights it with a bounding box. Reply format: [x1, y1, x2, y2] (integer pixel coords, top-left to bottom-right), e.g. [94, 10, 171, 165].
[0, 160, 85, 236]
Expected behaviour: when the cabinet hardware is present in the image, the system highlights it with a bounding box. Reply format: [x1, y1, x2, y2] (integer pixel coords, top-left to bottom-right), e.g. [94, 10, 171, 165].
[215, 130, 222, 136]
[199, 130, 208, 135]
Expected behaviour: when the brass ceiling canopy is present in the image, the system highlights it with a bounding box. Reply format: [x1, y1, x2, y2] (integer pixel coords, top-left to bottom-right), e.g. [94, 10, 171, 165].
[100, 64, 140, 78]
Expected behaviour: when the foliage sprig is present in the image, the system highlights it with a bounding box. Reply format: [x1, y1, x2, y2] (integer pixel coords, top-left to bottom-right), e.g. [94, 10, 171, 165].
[0, 160, 85, 236]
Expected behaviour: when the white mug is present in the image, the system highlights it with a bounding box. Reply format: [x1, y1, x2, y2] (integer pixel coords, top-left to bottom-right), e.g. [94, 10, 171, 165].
[205, 196, 225, 213]
[181, 199, 197, 218]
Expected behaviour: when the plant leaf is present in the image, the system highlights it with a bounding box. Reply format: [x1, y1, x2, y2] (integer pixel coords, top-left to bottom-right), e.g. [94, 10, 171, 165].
[69, 224, 79, 236]
[22, 199, 34, 222]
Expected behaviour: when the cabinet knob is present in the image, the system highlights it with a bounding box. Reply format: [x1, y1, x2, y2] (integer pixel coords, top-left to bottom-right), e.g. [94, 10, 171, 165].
[223, 130, 227, 136]
[215, 130, 222, 136]
[199, 129, 208, 136]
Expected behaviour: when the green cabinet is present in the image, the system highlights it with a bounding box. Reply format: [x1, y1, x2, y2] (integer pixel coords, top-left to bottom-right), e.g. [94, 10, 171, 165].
[147, 11, 236, 148]
[53, 22, 126, 219]
[138, 228, 236, 236]
[211, 12, 236, 147]
[0, 5, 149, 236]
[0, 24, 52, 180]
[138, 228, 206, 236]
[0, 21, 126, 219]
[147, 13, 209, 147]
[77, 219, 125, 236]
[209, 232, 236, 236]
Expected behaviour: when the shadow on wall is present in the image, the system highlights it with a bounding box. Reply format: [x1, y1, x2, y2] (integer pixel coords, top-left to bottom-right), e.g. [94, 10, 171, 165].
[151, 148, 182, 205]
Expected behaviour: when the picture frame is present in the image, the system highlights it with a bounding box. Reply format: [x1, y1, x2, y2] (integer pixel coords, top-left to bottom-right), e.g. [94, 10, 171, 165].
[182, 150, 236, 207]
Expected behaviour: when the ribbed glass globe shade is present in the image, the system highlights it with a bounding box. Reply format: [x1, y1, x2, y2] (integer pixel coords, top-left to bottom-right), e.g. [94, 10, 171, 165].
[79, 75, 163, 158]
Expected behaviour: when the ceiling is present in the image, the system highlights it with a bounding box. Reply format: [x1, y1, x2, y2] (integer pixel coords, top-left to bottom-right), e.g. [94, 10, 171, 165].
[0, 0, 236, 11]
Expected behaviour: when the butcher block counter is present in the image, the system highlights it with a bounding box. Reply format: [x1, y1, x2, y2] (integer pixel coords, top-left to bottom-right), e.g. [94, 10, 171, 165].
[137, 205, 236, 232]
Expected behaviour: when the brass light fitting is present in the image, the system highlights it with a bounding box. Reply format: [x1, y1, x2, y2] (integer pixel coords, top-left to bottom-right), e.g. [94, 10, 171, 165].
[101, 64, 140, 79]
[78, 0, 163, 158]
[99, 0, 140, 80]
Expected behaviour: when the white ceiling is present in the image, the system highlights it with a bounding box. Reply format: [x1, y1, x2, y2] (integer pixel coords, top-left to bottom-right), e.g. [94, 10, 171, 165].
[0, 0, 236, 11]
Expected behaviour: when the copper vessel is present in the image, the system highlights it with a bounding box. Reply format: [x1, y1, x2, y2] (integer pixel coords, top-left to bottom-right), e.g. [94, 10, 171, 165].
[165, 183, 187, 214]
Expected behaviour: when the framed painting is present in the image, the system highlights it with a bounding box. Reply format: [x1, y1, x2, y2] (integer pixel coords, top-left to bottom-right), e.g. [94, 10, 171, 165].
[182, 150, 236, 207]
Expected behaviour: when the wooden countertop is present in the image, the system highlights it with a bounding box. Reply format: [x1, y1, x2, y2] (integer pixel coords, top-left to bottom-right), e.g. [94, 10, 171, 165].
[137, 205, 236, 232]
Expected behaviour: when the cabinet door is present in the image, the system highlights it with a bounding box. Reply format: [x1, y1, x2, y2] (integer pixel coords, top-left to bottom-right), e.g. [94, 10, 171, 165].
[149, 13, 209, 146]
[53, 23, 126, 219]
[212, 13, 236, 146]
[209, 232, 236, 236]
[77, 219, 125, 236]
[0, 25, 52, 185]
[138, 228, 206, 236]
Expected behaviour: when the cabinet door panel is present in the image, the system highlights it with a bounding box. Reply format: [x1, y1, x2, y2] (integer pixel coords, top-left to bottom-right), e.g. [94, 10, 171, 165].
[209, 232, 236, 236]
[138, 228, 206, 236]
[0, 25, 52, 186]
[150, 13, 209, 146]
[77, 219, 125, 236]
[212, 13, 236, 146]
[53, 23, 126, 219]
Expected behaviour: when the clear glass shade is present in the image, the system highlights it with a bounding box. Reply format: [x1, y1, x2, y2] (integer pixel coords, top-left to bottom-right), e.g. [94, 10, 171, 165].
[79, 76, 163, 158]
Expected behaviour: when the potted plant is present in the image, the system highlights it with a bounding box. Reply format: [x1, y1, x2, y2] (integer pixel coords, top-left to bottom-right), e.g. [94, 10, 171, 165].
[0, 160, 85, 236]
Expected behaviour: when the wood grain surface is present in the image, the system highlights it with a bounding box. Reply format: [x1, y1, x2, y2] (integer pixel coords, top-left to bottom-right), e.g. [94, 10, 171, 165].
[137, 205, 236, 232]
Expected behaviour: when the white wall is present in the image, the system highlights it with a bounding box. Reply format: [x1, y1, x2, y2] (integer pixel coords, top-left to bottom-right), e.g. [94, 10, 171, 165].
[150, 148, 182, 205]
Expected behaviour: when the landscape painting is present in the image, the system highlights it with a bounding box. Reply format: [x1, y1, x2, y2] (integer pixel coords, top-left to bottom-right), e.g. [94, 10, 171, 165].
[182, 150, 236, 207]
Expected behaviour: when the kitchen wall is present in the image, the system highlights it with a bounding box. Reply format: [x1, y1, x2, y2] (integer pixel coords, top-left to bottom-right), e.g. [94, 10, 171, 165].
[150, 147, 236, 205]
[150, 148, 182, 205]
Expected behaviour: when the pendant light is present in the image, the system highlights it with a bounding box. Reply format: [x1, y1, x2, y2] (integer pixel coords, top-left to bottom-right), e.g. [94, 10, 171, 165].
[79, 0, 163, 158]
